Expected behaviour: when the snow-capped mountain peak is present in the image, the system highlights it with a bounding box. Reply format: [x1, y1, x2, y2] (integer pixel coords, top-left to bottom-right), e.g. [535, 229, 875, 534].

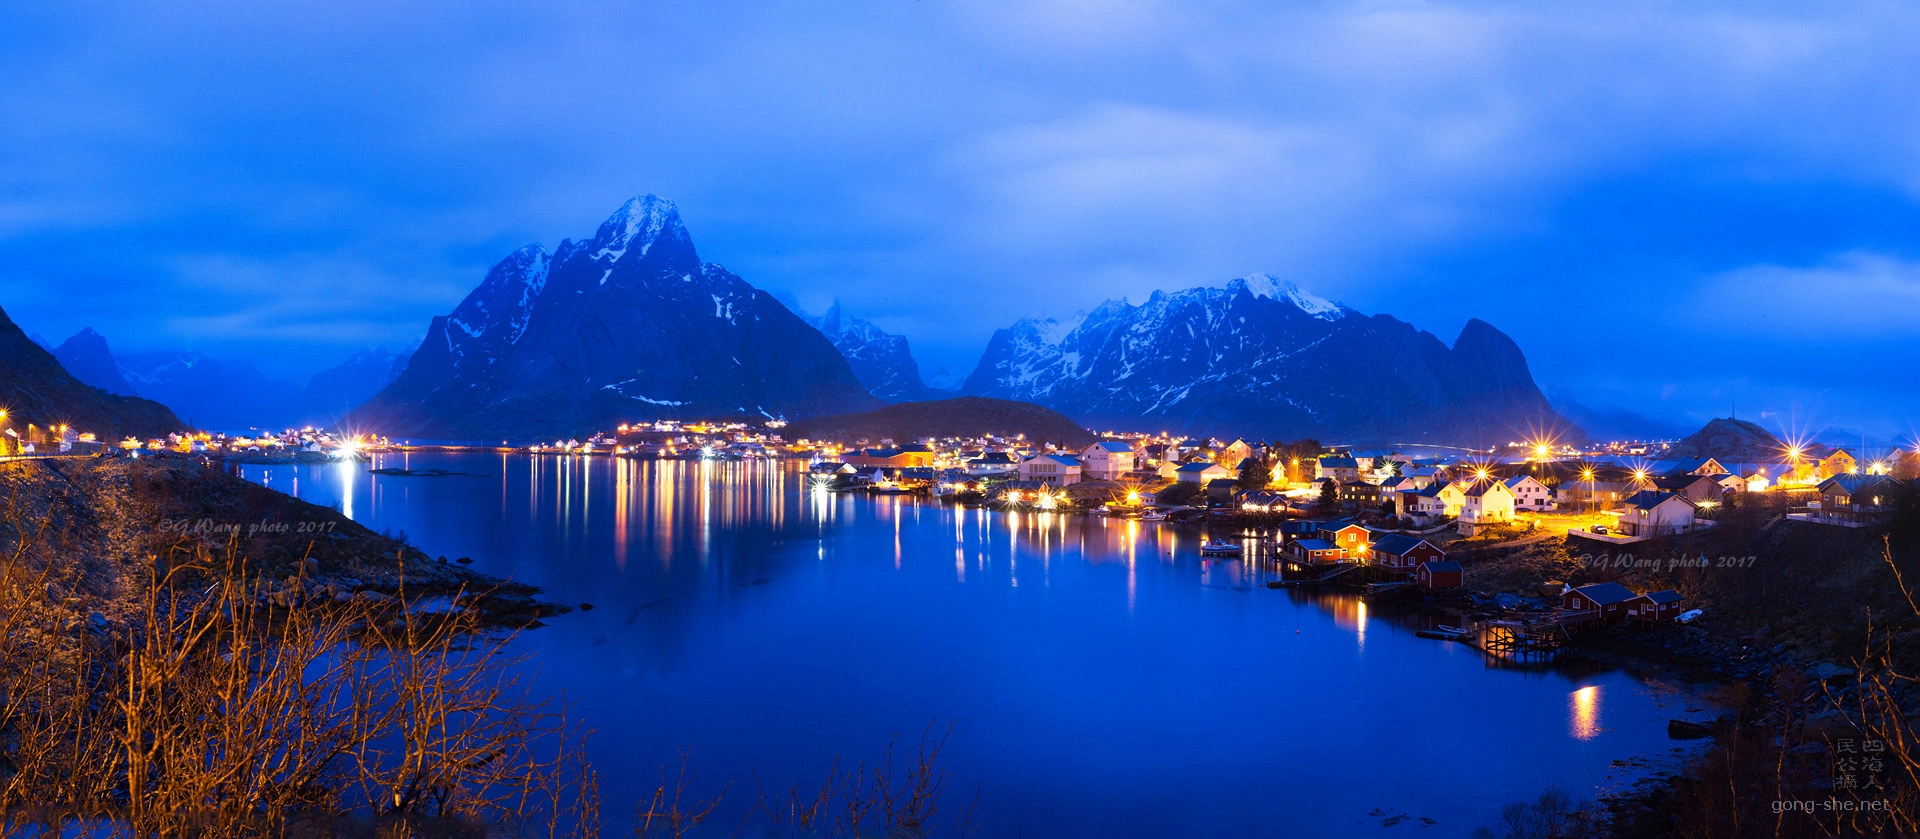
[592, 194, 687, 262]
[1226, 273, 1347, 320]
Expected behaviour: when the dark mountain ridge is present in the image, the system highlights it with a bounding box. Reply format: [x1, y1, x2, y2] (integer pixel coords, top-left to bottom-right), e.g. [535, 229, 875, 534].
[962, 275, 1574, 446]
[0, 306, 184, 440]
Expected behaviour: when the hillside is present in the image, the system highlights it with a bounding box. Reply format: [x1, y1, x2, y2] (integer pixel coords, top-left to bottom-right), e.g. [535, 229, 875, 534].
[1665, 417, 1809, 461]
[0, 305, 185, 440]
[785, 396, 1093, 446]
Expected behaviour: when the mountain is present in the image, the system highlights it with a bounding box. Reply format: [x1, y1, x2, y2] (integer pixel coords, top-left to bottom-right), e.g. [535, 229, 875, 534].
[1666, 417, 1809, 462]
[118, 351, 302, 432]
[785, 396, 1093, 446]
[1552, 398, 1692, 443]
[801, 301, 941, 403]
[961, 274, 1573, 445]
[0, 305, 184, 439]
[52, 328, 135, 395]
[301, 346, 412, 425]
[350, 196, 880, 440]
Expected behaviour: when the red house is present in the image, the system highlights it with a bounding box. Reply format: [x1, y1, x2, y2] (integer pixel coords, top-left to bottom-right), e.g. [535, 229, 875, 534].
[1562, 582, 1637, 623]
[1322, 523, 1373, 559]
[1415, 560, 1463, 589]
[1286, 538, 1344, 564]
[1370, 533, 1445, 570]
[1627, 590, 1685, 622]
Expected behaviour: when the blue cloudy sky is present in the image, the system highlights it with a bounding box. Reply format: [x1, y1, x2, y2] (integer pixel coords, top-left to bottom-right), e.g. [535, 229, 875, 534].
[2, 1, 1917, 440]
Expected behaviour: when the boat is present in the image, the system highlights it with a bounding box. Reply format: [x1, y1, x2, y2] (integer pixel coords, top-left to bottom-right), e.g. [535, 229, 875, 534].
[1090, 506, 1111, 516]
[1141, 511, 1168, 522]
[1416, 625, 1473, 642]
[1199, 540, 1243, 557]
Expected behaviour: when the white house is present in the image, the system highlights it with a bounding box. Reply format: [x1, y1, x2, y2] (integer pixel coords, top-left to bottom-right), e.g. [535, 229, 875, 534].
[1619, 491, 1697, 537]
[1315, 456, 1360, 482]
[1504, 475, 1555, 511]
[1080, 441, 1137, 481]
[1017, 453, 1082, 486]
[1459, 479, 1516, 524]
[1175, 461, 1232, 484]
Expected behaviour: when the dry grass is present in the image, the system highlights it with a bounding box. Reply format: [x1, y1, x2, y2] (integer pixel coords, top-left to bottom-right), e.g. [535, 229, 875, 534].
[0, 496, 597, 838]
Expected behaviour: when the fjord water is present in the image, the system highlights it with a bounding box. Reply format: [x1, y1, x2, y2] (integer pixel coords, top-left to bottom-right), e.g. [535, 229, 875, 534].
[242, 453, 1701, 837]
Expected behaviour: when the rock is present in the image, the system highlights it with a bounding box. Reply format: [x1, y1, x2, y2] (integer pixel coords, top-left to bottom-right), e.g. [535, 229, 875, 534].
[1810, 662, 1857, 682]
[455, 557, 473, 565]
[87, 612, 108, 631]
[579, 603, 594, 611]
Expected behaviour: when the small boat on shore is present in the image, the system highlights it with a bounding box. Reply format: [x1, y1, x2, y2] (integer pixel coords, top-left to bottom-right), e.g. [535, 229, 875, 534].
[1141, 511, 1168, 522]
[1199, 540, 1243, 557]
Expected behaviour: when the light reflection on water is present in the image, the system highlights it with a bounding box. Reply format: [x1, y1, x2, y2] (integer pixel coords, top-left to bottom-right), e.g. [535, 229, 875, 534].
[242, 453, 1703, 838]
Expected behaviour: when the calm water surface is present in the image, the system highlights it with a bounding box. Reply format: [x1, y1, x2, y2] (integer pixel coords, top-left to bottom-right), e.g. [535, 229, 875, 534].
[242, 452, 1704, 838]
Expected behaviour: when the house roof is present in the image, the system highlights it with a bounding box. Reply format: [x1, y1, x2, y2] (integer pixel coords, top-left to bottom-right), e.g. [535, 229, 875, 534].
[1637, 589, 1684, 605]
[1624, 490, 1692, 511]
[1503, 475, 1543, 489]
[1462, 480, 1506, 498]
[1652, 474, 1710, 491]
[1177, 461, 1226, 473]
[1418, 560, 1462, 574]
[1372, 533, 1437, 556]
[1087, 441, 1134, 453]
[1318, 456, 1359, 469]
[1569, 582, 1638, 606]
[1293, 538, 1337, 551]
[971, 452, 1018, 464]
[1025, 453, 1080, 466]
[1818, 474, 1895, 494]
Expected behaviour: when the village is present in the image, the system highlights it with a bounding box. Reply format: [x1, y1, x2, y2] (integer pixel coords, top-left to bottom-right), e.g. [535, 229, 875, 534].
[12, 407, 1919, 661]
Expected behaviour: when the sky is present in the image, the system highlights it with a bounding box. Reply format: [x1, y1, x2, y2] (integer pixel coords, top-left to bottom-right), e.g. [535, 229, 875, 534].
[1, 1, 1917, 441]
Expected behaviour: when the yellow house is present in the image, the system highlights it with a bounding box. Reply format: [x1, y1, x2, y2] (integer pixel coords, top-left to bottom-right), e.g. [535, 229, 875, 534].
[1819, 449, 1856, 480]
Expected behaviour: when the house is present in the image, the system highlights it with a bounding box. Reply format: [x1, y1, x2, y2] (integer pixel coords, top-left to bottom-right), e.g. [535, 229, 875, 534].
[1237, 489, 1290, 512]
[1221, 439, 1256, 470]
[1627, 590, 1685, 622]
[1276, 520, 1321, 543]
[1562, 582, 1638, 622]
[1017, 453, 1082, 486]
[1819, 449, 1857, 480]
[1651, 473, 1722, 505]
[1176, 461, 1233, 484]
[1080, 441, 1137, 481]
[1398, 484, 1454, 520]
[1661, 457, 1730, 477]
[1619, 491, 1697, 537]
[1371, 534, 1445, 571]
[1339, 479, 1384, 511]
[810, 460, 857, 475]
[1315, 456, 1360, 483]
[965, 451, 1020, 476]
[1459, 479, 1515, 524]
[1415, 560, 1463, 589]
[1287, 538, 1344, 564]
[1808, 474, 1902, 524]
[1504, 475, 1555, 511]
[1710, 473, 1746, 496]
[1323, 523, 1373, 558]
[843, 447, 936, 468]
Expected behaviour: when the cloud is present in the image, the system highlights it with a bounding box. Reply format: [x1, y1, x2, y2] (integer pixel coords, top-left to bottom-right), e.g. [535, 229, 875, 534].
[0, 0, 1917, 426]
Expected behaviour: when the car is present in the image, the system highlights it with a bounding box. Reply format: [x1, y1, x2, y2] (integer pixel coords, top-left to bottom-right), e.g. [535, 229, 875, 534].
[1590, 524, 1610, 534]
